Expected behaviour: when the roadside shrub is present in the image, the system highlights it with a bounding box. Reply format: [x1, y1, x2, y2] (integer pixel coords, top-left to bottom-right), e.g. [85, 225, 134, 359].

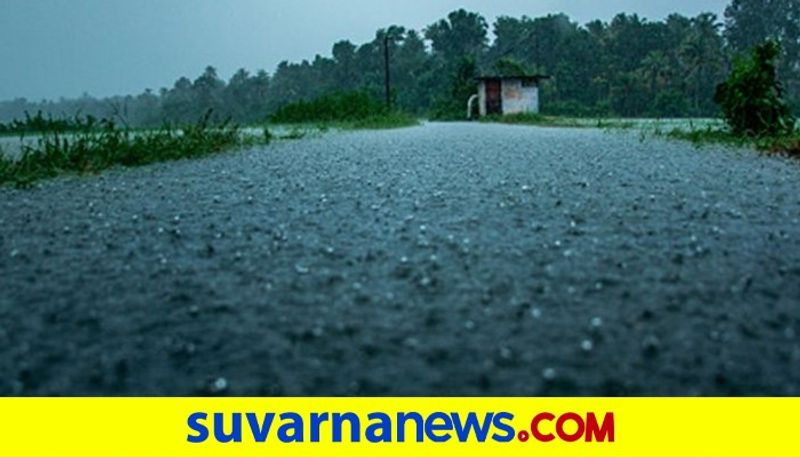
[346, 112, 419, 130]
[270, 91, 387, 123]
[714, 40, 795, 137]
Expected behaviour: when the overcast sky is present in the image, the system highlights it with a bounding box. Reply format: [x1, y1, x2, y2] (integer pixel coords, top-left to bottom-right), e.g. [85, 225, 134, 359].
[0, 0, 730, 101]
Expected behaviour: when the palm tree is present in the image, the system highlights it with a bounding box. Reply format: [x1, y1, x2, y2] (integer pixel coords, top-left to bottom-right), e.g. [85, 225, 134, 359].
[679, 13, 725, 115]
[639, 51, 672, 95]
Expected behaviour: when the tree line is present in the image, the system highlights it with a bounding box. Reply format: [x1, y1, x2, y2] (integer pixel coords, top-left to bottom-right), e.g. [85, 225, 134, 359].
[0, 0, 797, 126]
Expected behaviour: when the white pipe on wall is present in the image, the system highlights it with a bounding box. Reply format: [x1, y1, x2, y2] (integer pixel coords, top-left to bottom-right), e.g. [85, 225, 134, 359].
[467, 94, 479, 120]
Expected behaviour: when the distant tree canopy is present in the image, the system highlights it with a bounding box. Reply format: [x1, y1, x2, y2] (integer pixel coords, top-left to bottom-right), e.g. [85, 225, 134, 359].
[1, 1, 798, 125]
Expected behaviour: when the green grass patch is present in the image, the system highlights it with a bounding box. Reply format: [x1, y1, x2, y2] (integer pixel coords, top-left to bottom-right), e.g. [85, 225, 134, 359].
[269, 91, 418, 130]
[335, 112, 419, 130]
[481, 113, 580, 127]
[664, 125, 800, 157]
[480, 113, 636, 129]
[0, 111, 95, 136]
[267, 113, 419, 133]
[489, 112, 800, 158]
[0, 112, 269, 188]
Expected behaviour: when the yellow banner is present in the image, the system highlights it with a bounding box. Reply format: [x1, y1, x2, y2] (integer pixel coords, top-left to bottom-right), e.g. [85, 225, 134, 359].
[0, 398, 796, 457]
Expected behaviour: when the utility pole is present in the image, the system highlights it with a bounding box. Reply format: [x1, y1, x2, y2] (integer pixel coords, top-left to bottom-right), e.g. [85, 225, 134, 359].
[384, 33, 391, 109]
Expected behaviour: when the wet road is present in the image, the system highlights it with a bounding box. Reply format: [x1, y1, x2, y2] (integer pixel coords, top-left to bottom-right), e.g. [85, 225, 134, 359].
[1, 122, 799, 395]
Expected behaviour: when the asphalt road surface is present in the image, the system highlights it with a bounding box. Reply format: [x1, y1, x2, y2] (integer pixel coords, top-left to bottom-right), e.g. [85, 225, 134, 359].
[1, 122, 799, 396]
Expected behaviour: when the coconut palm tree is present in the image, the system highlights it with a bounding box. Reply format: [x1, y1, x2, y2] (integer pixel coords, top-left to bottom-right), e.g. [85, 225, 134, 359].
[679, 13, 726, 115]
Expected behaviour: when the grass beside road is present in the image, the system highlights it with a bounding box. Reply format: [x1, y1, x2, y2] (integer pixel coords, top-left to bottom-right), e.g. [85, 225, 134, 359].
[665, 126, 800, 157]
[482, 112, 800, 157]
[480, 113, 730, 131]
[481, 113, 584, 127]
[0, 98, 418, 188]
[339, 111, 420, 130]
[308, 112, 419, 131]
[0, 112, 269, 188]
[0, 111, 91, 137]
[269, 91, 420, 131]
[480, 113, 637, 129]
[265, 113, 419, 136]
[1, 91, 421, 189]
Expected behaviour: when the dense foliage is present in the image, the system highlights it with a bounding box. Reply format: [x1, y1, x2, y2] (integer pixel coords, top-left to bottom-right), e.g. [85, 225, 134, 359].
[715, 40, 795, 136]
[269, 90, 418, 129]
[723, 0, 800, 111]
[0, 0, 797, 124]
[270, 91, 388, 123]
[431, 57, 479, 119]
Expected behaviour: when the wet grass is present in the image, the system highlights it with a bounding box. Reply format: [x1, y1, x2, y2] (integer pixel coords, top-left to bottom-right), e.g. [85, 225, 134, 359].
[269, 91, 419, 131]
[267, 113, 419, 133]
[0, 111, 91, 136]
[481, 113, 636, 129]
[481, 113, 800, 157]
[328, 112, 419, 130]
[662, 125, 800, 157]
[0, 112, 269, 188]
[480, 114, 733, 133]
[498, 112, 797, 157]
[264, 113, 419, 139]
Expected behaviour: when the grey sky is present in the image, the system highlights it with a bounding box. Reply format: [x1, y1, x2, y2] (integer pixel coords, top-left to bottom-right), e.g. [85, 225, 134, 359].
[0, 0, 730, 101]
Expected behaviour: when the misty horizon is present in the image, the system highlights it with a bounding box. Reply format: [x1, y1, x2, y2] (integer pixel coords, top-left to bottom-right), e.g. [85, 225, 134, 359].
[1, 0, 729, 101]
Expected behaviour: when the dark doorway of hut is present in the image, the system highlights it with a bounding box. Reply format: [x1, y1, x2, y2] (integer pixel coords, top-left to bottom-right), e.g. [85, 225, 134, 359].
[485, 79, 502, 115]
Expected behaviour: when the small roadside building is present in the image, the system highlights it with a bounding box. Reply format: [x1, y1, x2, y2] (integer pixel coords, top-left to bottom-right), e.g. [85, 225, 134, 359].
[468, 74, 549, 119]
